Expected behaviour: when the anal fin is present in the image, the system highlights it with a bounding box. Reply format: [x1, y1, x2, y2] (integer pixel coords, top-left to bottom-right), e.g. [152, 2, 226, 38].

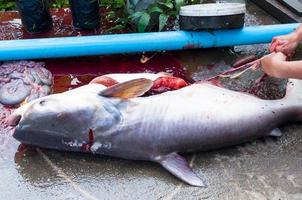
[269, 128, 282, 137]
[156, 153, 206, 187]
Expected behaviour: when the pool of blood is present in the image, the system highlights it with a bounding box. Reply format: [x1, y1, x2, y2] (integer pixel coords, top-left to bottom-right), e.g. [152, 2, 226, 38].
[45, 54, 188, 93]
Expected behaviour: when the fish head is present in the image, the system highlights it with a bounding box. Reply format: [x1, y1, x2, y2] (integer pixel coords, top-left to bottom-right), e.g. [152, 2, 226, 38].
[8, 78, 153, 152]
[8, 84, 122, 151]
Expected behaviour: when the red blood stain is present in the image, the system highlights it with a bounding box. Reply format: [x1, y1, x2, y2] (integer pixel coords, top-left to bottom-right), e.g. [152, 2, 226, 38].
[152, 76, 188, 93]
[45, 55, 185, 76]
[46, 54, 188, 93]
[89, 129, 94, 147]
[81, 129, 94, 152]
[208, 77, 223, 87]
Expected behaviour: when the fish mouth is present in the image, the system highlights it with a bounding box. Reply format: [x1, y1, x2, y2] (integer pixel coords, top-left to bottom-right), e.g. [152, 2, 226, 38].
[7, 114, 22, 127]
[12, 128, 75, 151]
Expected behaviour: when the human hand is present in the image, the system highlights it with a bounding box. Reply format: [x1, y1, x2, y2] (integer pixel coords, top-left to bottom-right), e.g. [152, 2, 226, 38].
[269, 32, 300, 57]
[261, 52, 287, 78]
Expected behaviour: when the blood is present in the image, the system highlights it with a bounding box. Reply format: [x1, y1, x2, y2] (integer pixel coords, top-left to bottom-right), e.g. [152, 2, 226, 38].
[151, 76, 188, 93]
[89, 129, 94, 147]
[208, 77, 223, 87]
[81, 129, 94, 152]
[247, 74, 268, 95]
[46, 54, 188, 93]
[52, 74, 96, 93]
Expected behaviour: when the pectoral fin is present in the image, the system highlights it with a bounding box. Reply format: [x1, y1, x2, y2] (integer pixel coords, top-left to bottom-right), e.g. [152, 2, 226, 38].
[156, 153, 206, 187]
[99, 78, 153, 99]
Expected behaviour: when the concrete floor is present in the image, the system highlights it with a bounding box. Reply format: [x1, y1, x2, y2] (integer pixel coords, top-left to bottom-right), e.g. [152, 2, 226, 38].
[0, 1, 302, 200]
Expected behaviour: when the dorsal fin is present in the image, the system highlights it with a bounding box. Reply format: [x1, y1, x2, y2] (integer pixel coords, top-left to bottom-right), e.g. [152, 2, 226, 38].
[99, 78, 153, 99]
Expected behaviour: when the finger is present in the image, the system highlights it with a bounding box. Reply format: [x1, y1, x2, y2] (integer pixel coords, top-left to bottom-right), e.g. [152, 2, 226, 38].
[271, 37, 279, 43]
[269, 42, 277, 52]
[262, 52, 275, 59]
[269, 39, 280, 52]
[278, 40, 286, 46]
[279, 44, 293, 56]
[269, 39, 285, 52]
[260, 55, 266, 63]
[287, 51, 295, 60]
[275, 45, 284, 52]
[276, 52, 287, 61]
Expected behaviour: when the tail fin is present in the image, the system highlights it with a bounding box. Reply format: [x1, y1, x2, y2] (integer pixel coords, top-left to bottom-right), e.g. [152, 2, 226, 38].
[284, 79, 302, 122]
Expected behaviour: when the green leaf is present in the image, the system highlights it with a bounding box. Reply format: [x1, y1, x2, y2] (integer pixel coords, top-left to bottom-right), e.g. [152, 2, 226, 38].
[129, 11, 145, 21]
[107, 11, 116, 19]
[138, 13, 150, 32]
[159, 13, 169, 31]
[106, 24, 126, 32]
[175, 0, 184, 11]
[149, 6, 163, 14]
[6, 2, 15, 8]
[159, 1, 174, 9]
[115, 17, 126, 24]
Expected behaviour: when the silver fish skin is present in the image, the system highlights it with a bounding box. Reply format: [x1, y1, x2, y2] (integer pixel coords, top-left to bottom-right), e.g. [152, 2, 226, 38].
[8, 79, 302, 187]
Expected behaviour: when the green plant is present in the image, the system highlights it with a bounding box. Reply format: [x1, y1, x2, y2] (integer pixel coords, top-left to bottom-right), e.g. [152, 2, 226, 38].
[101, 0, 125, 7]
[50, 0, 69, 8]
[128, 0, 186, 32]
[119, 0, 201, 33]
[0, 0, 15, 11]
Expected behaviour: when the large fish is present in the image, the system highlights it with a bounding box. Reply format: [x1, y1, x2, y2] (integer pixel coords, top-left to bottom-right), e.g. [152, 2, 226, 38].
[8, 78, 302, 187]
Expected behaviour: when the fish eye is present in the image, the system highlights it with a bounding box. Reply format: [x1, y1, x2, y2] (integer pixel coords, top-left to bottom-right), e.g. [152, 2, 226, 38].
[39, 100, 46, 106]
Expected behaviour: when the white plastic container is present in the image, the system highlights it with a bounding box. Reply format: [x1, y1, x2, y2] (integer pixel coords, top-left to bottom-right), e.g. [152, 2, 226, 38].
[180, 3, 246, 30]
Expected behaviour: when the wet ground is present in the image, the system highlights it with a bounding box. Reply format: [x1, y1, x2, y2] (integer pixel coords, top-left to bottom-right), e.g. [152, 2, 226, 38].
[1, 1, 302, 200]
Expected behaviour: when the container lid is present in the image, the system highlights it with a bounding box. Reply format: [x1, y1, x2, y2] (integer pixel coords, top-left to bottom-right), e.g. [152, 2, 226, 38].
[180, 3, 246, 17]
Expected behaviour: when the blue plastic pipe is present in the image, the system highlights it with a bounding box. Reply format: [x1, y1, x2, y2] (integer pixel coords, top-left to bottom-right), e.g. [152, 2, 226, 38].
[0, 23, 299, 61]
